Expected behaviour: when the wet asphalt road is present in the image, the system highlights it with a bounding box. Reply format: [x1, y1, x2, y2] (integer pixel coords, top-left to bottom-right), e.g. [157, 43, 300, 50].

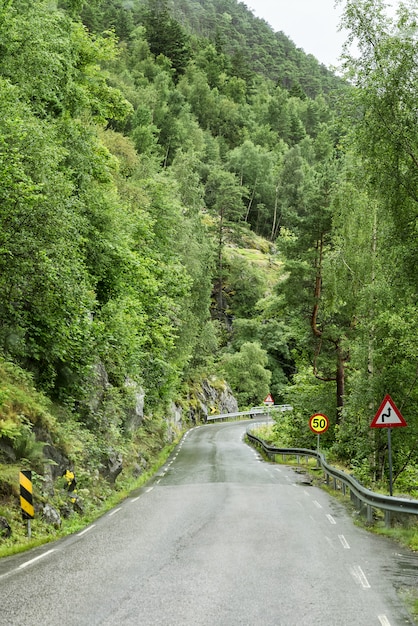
[0, 421, 417, 625]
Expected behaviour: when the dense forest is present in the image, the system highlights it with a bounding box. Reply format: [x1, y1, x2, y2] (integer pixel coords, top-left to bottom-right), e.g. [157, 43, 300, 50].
[0, 0, 418, 537]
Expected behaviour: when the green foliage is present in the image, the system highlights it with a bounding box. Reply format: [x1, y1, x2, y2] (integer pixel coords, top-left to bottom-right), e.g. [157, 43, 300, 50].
[281, 365, 336, 448]
[11, 428, 47, 472]
[223, 251, 265, 318]
[220, 342, 271, 408]
[0, 0, 417, 501]
[143, 0, 191, 80]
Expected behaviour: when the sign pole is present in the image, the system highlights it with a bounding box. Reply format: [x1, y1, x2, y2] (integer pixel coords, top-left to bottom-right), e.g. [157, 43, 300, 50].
[308, 414, 330, 467]
[370, 395, 407, 496]
[387, 427, 393, 496]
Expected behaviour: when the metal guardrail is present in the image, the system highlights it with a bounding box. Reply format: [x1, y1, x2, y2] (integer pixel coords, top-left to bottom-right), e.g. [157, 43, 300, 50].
[207, 405, 293, 422]
[246, 430, 418, 526]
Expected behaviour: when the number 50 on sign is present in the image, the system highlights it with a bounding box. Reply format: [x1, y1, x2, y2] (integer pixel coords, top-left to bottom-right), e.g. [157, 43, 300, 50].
[309, 413, 329, 434]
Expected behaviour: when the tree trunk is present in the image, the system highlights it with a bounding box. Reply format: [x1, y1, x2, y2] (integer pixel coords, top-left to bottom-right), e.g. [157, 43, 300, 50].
[336, 344, 345, 424]
[311, 235, 324, 338]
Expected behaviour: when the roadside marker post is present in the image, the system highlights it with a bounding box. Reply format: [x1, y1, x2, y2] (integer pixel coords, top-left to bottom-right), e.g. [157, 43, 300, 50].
[19, 470, 35, 538]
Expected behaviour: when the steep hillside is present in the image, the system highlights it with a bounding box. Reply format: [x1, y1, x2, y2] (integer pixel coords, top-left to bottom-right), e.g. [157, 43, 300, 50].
[172, 0, 344, 97]
[77, 0, 345, 99]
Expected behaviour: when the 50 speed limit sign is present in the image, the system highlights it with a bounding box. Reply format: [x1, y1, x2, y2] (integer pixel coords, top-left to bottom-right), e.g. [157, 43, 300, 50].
[309, 413, 329, 434]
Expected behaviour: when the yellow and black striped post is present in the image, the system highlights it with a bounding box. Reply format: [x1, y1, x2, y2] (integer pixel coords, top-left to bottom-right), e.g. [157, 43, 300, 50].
[19, 470, 34, 537]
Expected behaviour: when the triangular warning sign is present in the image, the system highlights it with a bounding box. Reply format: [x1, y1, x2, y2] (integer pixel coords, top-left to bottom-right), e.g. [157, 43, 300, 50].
[370, 395, 407, 428]
[263, 393, 274, 405]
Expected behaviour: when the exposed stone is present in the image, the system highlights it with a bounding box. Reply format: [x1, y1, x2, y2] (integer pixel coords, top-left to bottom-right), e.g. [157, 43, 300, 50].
[41, 504, 61, 528]
[132, 455, 148, 478]
[123, 378, 145, 432]
[0, 516, 11, 538]
[0, 440, 16, 463]
[0, 477, 14, 499]
[70, 494, 84, 515]
[165, 402, 183, 442]
[34, 426, 70, 482]
[59, 503, 73, 519]
[102, 449, 123, 484]
[132, 463, 144, 479]
[195, 378, 238, 421]
[88, 361, 110, 413]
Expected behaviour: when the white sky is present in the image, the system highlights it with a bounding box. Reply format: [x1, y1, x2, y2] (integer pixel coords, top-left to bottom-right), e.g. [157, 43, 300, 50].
[247, 0, 402, 69]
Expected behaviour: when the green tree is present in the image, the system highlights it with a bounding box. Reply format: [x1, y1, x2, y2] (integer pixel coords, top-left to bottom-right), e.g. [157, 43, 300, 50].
[143, 0, 191, 80]
[205, 168, 248, 320]
[221, 342, 271, 407]
[334, 0, 418, 480]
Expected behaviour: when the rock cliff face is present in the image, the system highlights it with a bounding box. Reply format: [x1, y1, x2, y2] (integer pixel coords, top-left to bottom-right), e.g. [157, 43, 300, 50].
[0, 372, 238, 542]
[120, 376, 238, 442]
[179, 377, 239, 426]
[86, 361, 238, 437]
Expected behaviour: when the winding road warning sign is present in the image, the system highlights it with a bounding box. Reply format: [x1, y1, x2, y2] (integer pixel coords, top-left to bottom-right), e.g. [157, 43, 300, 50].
[370, 395, 407, 428]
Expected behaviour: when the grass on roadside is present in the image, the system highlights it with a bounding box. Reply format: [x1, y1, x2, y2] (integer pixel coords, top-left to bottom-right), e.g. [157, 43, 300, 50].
[0, 439, 177, 559]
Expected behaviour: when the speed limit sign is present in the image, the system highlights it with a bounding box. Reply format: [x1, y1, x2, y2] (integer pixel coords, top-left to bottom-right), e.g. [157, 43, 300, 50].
[309, 413, 329, 434]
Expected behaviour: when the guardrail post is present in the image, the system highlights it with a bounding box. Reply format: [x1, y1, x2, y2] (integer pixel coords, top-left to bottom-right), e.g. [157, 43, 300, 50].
[350, 490, 358, 509]
[385, 510, 391, 528]
[367, 505, 373, 523]
[333, 477, 337, 490]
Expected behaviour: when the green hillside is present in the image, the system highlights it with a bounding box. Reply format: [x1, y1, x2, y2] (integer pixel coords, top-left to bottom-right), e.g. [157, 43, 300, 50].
[1, 0, 418, 550]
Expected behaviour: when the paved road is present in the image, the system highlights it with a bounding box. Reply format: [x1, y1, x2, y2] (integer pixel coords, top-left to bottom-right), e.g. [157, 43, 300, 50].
[0, 421, 417, 625]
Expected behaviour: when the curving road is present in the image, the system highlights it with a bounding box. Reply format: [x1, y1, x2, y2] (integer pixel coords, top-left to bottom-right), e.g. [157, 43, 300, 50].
[0, 421, 417, 625]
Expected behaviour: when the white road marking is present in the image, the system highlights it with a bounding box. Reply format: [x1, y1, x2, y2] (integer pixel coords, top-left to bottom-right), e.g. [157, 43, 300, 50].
[18, 549, 55, 569]
[108, 507, 122, 517]
[146, 487, 153, 493]
[303, 490, 310, 496]
[378, 615, 391, 626]
[350, 565, 371, 589]
[326, 514, 337, 525]
[338, 534, 350, 549]
[313, 500, 322, 509]
[130, 496, 140, 503]
[77, 525, 96, 537]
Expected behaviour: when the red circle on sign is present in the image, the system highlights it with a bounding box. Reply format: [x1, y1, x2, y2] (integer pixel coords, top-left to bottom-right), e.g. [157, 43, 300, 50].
[309, 413, 329, 434]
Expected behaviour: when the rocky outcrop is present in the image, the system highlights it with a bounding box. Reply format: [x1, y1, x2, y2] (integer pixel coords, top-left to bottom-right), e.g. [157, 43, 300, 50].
[102, 448, 123, 484]
[172, 377, 238, 425]
[41, 503, 61, 528]
[123, 378, 145, 432]
[0, 516, 11, 538]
